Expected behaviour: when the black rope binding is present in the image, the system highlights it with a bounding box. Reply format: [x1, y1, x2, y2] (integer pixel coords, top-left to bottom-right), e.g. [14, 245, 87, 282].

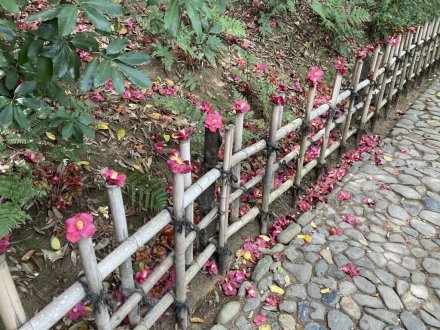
[384, 65, 393, 78]
[79, 278, 117, 312]
[300, 121, 311, 136]
[217, 245, 232, 257]
[123, 283, 157, 307]
[174, 301, 190, 316]
[348, 86, 359, 101]
[219, 168, 239, 184]
[277, 160, 289, 174]
[370, 79, 379, 90]
[316, 163, 328, 175]
[165, 206, 208, 248]
[237, 184, 250, 197]
[329, 108, 337, 119]
[261, 210, 277, 222]
[265, 137, 280, 156]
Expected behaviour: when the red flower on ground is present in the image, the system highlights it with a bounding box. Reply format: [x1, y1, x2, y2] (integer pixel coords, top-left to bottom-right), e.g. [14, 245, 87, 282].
[102, 169, 126, 187]
[202, 259, 219, 275]
[307, 66, 324, 87]
[0, 235, 10, 254]
[271, 94, 285, 106]
[234, 99, 250, 114]
[65, 213, 96, 243]
[172, 127, 193, 141]
[363, 197, 376, 208]
[297, 199, 312, 212]
[204, 113, 223, 132]
[253, 314, 266, 326]
[355, 50, 367, 59]
[246, 285, 257, 298]
[408, 26, 417, 34]
[91, 90, 104, 102]
[23, 151, 45, 163]
[328, 227, 342, 236]
[200, 101, 214, 113]
[167, 150, 192, 174]
[135, 266, 153, 284]
[66, 302, 86, 321]
[344, 214, 362, 227]
[154, 141, 165, 155]
[337, 191, 351, 202]
[341, 263, 360, 278]
[334, 57, 347, 75]
[366, 44, 376, 52]
[388, 36, 400, 46]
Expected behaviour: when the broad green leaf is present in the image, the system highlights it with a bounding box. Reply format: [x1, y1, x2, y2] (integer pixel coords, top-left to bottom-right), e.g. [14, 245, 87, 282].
[36, 19, 58, 39]
[52, 44, 70, 78]
[94, 60, 112, 87]
[46, 83, 70, 106]
[61, 121, 74, 139]
[17, 97, 48, 111]
[80, 124, 95, 139]
[0, 104, 14, 128]
[0, 0, 19, 14]
[111, 68, 124, 94]
[68, 51, 81, 81]
[164, 0, 180, 36]
[5, 70, 18, 90]
[209, 24, 223, 34]
[13, 106, 29, 129]
[79, 59, 98, 91]
[186, 1, 202, 36]
[0, 52, 6, 67]
[70, 32, 99, 52]
[82, 6, 112, 32]
[27, 7, 59, 22]
[58, 4, 78, 36]
[27, 39, 44, 62]
[115, 52, 151, 65]
[17, 41, 29, 64]
[14, 81, 36, 96]
[0, 19, 16, 40]
[35, 57, 53, 83]
[107, 37, 127, 54]
[80, 0, 124, 16]
[116, 63, 151, 88]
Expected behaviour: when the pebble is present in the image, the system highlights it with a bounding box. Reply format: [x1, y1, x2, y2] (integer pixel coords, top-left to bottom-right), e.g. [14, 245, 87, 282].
[340, 296, 361, 320]
[315, 259, 328, 277]
[402, 292, 422, 312]
[307, 282, 322, 299]
[327, 310, 353, 330]
[420, 310, 440, 327]
[279, 314, 296, 330]
[420, 210, 440, 226]
[346, 247, 366, 259]
[234, 316, 252, 330]
[210, 325, 227, 330]
[400, 311, 426, 330]
[215, 301, 241, 324]
[309, 301, 326, 320]
[377, 285, 404, 310]
[252, 256, 273, 282]
[410, 220, 436, 237]
[279, 300, 296, 314]
[320, 249, 334, 264]
[277, 223, 301, 244]
[339, 280, 357, 296]
[353, 276, 377, 294]
[359, 314, 386, 330]
[284, 246, 303, 262]
[322, 291, 338, 307]
[412, 272, 426, 284]
[390, 184, 422, 199]
[423, 196, 440, 212]
[285, 284, 307, 300]
[396, 280, 409, 295]
[422, 257, 440, 275]
[352, 293, 384, 308]
[364, 308, 399, 325]
[242, 292, 261, 312]
[304, 323, 327, 330]
[410, 284, 429, 300]
[282, 262, 313, 284]
[298, 301, 310, 322]
[387, 261, 410, 278]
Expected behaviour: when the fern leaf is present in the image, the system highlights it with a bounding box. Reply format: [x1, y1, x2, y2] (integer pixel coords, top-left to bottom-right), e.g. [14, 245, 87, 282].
[0, 202, 30, 237]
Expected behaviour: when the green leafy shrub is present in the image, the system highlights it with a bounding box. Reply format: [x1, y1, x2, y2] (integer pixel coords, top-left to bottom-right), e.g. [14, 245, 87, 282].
[311, 0, 371, 53]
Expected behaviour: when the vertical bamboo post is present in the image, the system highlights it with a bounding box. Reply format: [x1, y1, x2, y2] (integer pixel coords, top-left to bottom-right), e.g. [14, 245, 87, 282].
[416, 22, 429, 80]
[78, 237, 111, 330]
[372, 43, 393, 129]
[316, 73, 343, 179]
[341, 58, 363, 151]
[106, 185, 139, 325]
[398, 31, 414, 96]
[0, 254, 26, 330]
[180, 139, 194, 267]
[231, 113, 244, 222]
[419, 21, 433, 83]
[426, 19, 440, 74]
[261, 101, 282, 234]
[358, 49, 382, 139]
[172, 164, 187, 330]
[429, 19, 440, 74]
[218, 125, 234, 273]
[292, 86, 316, 208]
[385, 33, 406, 116]
[406, 26, 422, 95]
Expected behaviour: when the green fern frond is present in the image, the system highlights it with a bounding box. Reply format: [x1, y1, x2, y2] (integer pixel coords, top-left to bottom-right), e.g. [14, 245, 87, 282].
[0, 176, 47, 208]
[124, 172, 167, 215]
[0, 202, 30, 237]
[217, 17, 247, 38]
[152, 43, 176, 72]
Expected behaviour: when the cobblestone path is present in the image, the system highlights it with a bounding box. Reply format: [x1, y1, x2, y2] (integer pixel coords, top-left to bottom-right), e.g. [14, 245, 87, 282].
[212, 80, 440, 330]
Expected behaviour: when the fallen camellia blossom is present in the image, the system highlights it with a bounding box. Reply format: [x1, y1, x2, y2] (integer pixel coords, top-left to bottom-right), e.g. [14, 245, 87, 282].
[172, 127, 193, 141]
[270, 93, 285, 106]
[202, 258, 219, 275]
[167, 150, 192, 174]
[65, 213, 96, 243]
[246, 285, 257, 298]
[204, 112, 223, 132]
[234, 99, 250, 114]
[328, 227, 342, 236]
[334, 57, 347, 75]
[66, 302, 86, 321]
[363, 197, 376, 208]
[307, 66, 324, 87]
[0, 235, 10, 254]
[341, 263, 360, 278]
[253, 314, 266, 326]
[337, 190, 351, 202]
[102, 168, 126, 187]
[343, 214, 362, 228]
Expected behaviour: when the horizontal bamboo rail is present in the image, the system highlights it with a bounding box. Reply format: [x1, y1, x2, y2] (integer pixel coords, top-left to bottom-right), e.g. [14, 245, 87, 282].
[2, 17, 438, 330]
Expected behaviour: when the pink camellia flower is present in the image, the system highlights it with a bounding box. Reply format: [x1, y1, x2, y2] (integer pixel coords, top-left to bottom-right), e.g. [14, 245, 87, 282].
[337, 191, 351, 202]
[254, 314, 266, 326]
[66, 302, 86, 321]
[388, 36, 400, 46]
[204, 113, 223, 132]
[78, 50, 93, 63]
[297, 199, 312, 212]
[328, 227, 342, 236]
[234, 99, 250, 114]
[167, 149, 191, 174]
[135, 266, 153, 284]
[334, 57, 347, 75]
[122, 89, 135, 100]
[341, 263, 360, 278]
[380, 183, 390, 190]
[265, 293, 281, 306]
[102, 169, 126, 187]
[222, 280, 238, 296]
[363, 197, 376, 208]
[292, 82, 302, 91]
[307, 67, 324, 87]
[255, 63, 267, 71]
[200, 101, 213, 113]
[355, 50, 367, 59]
[408, 26, 417, 34]
[246, 285, 257, 298]
[366, 44, 376, 53]
[0, 235, 10, 254]
[65, 213, 96, 243]
[91, 90, 104, 102]
[23, 151, 45, 163]
[203, 259, 219, 275]
[104, 80, 114, 90]
[154, 141, 164, 155]
[271, 94, 285, 106]
[172, 127, 193, 141]
[344, 214, 362, 227]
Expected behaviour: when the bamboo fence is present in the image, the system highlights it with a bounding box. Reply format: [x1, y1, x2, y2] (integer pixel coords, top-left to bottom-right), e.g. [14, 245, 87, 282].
[1, 18, 440, 330]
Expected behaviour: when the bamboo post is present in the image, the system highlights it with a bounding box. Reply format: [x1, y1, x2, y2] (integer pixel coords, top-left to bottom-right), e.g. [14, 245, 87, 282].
[78, 237, 111, 330]
[426, 19, 440, 75]
[180, 139, 194, 267]
[106, 185, 139, 325]
[0, 253, 26, 330]
[419, 22, 432, 83]
[340, 58, 363, 151]
[398, 31, 415, 96]
[231, 112, 244, 222]
[292, 86, 316, 207]
[385, 33, 406, 116]
[261, 100, 282, 234]
[416, 22, 429, 80]
[316, 73, 343, 179]
[218, 125, 234, 273]
[407, 25, 423, 93]
[172, 165, 187, 329]
[429, 19, 440, 74]
[358, 48, 382, 140]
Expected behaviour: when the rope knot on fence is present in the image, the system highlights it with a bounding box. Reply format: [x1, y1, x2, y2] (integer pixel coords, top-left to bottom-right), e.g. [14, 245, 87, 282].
[123, 283, 157, 307]
[265, 137, 280, 156]
[216, 245, 232, 257]
[300, 121, 311, 136]
[219, 168, 239, 184]
[79, 278, 117, 312]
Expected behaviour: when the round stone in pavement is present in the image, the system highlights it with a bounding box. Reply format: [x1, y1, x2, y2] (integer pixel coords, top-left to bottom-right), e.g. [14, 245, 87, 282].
[422, 258, 440, 275]
[410, 219, 436, 237]
[215, 301, 241, 325]
[353, 276, 377, 294]
[327, 310, 353, 330]
[400, 310, 426, 330]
